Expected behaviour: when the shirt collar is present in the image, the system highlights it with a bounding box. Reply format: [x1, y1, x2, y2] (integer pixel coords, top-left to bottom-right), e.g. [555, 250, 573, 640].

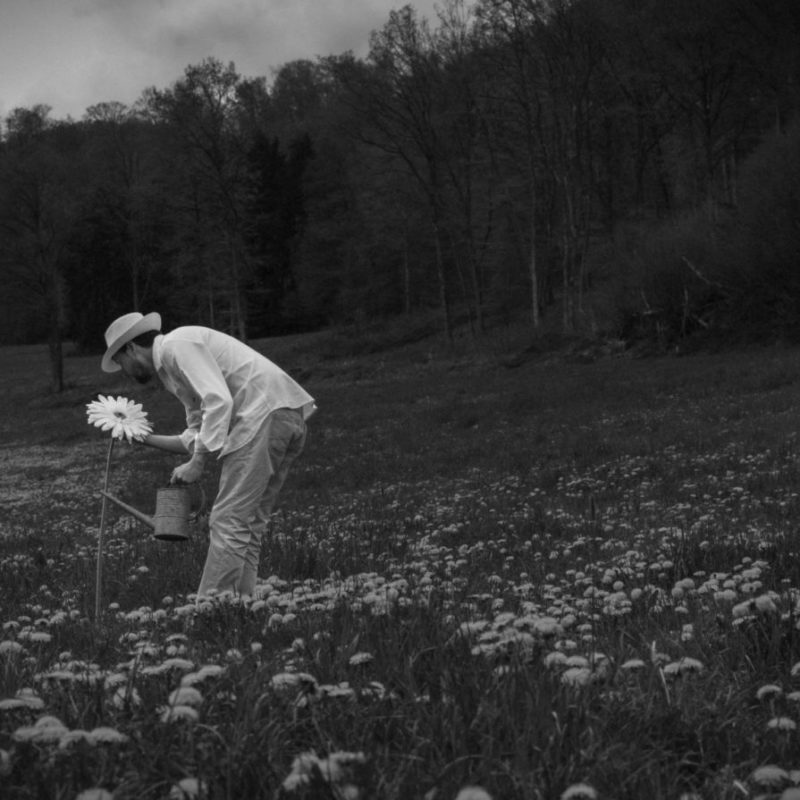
[151, 333, 165, 373]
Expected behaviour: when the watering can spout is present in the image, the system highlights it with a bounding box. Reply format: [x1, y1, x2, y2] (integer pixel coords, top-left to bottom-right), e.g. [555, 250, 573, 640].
[100, 490, 155, 530]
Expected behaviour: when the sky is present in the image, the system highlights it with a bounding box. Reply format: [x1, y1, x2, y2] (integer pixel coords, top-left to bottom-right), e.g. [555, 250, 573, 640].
[0, 0, 441, 121]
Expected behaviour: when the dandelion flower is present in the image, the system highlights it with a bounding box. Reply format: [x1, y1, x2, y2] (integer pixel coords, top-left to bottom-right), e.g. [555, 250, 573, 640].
[86, 395, 152, 443]
[76, 790, 114, 800]
[348, 652, 373, 666]
[59, 729, 97, 749]
[620, 658, 646, 671]
[160, 704, 199, 723]
[282, 751, 322, 790]
[169, 777, 208, 799]
[561, 783, 598, 800]
[757, 684, 783, 701]
[767, 716, 797, 731]
[14, 715, 68, 743]
[0, 641, 25, 657]
[91, 726, 128, 744]
[561, 667, 593, 687]
[751, 764, 789, 787]
[663, 658, 704, 677]
[455, 788, 493, 800]
[168, 686, 203, 708]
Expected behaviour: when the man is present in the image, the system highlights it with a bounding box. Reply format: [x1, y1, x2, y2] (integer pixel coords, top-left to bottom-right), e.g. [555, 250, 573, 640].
[100, 311, 316, 601]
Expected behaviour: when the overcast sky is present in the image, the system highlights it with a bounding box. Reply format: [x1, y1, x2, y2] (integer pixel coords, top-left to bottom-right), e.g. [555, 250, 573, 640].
[0, 0, 440, 121]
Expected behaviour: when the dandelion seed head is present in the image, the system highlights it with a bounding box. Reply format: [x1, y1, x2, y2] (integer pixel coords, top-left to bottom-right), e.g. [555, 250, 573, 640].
[561, 783, 598, 800]
[169, 777, 208, 799]
[159, 704, 199, 723]
[751, 764, 790, 787]
[757, 684, 783, 701]
[767, 716, 797, 731]
[455, 787, 493, 800]
[168, 686, 203, 708]
[76, 790, 114, 800]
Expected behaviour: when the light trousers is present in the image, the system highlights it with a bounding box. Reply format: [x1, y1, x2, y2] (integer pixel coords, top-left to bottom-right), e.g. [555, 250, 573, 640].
[196, 407, 307, 600]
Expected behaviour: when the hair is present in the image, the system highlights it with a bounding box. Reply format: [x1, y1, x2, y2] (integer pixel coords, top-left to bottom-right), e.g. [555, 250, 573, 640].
[130, 330, 160, 348]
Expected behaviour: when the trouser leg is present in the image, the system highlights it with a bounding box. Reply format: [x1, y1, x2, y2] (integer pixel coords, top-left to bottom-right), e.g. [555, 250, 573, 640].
[196, 408, 306, 600]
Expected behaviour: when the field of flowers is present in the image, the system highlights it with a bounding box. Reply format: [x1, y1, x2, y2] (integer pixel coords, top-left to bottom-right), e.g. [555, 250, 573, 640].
[3, 335, 800, 799]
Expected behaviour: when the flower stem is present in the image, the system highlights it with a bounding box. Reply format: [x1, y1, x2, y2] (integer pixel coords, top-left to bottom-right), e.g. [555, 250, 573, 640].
[95, 436, 115, 621]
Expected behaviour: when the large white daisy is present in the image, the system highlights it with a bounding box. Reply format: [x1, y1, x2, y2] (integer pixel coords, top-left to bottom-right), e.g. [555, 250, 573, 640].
[86, 395, 152, 443]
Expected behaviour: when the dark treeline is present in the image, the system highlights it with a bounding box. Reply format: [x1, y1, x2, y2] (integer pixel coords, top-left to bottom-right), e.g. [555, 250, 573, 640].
[2, 0, 800, 390]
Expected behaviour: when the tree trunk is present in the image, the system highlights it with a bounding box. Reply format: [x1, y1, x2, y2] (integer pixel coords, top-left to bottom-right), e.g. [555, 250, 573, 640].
[432, 217, 453, 342]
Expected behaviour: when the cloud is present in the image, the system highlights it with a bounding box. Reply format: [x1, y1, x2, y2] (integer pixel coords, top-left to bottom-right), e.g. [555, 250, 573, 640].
[0, 0, 441, 119]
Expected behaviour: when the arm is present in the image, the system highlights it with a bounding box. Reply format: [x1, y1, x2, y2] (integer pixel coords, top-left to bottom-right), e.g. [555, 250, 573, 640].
[140, 434, 190, 454]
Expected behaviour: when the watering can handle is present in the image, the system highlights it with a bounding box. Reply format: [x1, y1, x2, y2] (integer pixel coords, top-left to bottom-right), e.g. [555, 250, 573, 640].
[193, 486, 208, 519]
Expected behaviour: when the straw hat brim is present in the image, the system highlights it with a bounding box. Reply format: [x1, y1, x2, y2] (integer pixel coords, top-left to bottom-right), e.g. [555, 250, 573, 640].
[101, 312, 162, 373]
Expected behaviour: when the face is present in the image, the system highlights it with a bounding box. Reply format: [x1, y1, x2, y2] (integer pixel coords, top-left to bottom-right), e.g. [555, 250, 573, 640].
[113, 343, 154, 385]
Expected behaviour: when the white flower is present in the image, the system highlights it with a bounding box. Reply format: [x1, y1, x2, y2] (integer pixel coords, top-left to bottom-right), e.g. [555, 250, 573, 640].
[160, 704, 199, 723]
[169, 777, 208, 799]
[455, 788, 493, 800]
[168, 687, 203, 708]
[751, 764, 789, 787]
[86, 395, 152, 443]
[76, 790, 114, 800]
[91, 726, 128, 744]
[561, 783, 598, 800]
[767, 716, 797, 731]
[757, 684, 783, 701]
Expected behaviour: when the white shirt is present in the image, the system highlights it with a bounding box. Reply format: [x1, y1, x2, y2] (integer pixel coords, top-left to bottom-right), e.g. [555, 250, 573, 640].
[152, 327, 315, 457]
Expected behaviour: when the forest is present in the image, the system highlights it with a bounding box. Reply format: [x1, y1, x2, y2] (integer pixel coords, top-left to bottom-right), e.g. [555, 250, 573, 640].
[1, 0, 799, 390]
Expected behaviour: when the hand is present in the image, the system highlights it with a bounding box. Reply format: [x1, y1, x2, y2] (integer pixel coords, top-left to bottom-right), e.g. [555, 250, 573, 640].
[170, 456, 205, 485]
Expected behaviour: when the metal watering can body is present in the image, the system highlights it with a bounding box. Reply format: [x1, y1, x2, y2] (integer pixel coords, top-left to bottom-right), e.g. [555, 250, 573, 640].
[100, 486, 205, 541]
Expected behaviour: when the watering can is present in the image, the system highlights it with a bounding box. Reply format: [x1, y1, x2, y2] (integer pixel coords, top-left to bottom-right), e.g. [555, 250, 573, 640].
[100, 486, 206, 541]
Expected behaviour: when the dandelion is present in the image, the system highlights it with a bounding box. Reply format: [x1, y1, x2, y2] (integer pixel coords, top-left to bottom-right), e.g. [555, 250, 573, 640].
[757, 684, 784, 701]
[160, 704, 199, 723]
[663, 658, 704, 677]
[110, 686, 142, 710]
[455, 788, 493, 800]
[76, 790, 113, 800]
[620, 658, 646, 671]
[348, 652, 374, 666]
[282, 751, 322, 790]
[0, 641, 25, 657]
[86, 394, 152, 621]
[561, 783, 598, 800]
[169, 777, 208, 799]
[561, 667, 593, 687]
[14, 715, 68, 744]
[91, 726, 128, 744]
[59, 729, 97, 749]
[767, 717, 797, 731]
[168, 686, 203, 708]
[751, 764, 790, 787]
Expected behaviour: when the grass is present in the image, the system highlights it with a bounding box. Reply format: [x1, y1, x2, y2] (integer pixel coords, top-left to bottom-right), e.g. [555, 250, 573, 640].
[3, 328, 800, 798]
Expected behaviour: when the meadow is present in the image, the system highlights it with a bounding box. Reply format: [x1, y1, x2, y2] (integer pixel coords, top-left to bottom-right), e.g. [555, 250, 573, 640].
[3, 328, 800, 799]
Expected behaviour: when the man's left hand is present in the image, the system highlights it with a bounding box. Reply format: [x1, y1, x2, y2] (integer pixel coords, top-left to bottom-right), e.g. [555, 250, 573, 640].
[170, 456, 205, 485]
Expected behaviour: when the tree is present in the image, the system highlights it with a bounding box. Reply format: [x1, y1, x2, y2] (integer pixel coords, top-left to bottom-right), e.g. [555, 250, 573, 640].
[145, 58, 254, 338]
[334, 7, 457, 340]
[0, 107, 87, 390]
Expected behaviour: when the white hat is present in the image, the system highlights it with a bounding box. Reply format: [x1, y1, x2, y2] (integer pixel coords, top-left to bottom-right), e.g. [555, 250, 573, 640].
[101, 312, 162, 373]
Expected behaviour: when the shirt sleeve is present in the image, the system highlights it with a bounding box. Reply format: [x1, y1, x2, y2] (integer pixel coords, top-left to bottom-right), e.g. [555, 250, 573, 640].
[160, 340, 234, 454]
